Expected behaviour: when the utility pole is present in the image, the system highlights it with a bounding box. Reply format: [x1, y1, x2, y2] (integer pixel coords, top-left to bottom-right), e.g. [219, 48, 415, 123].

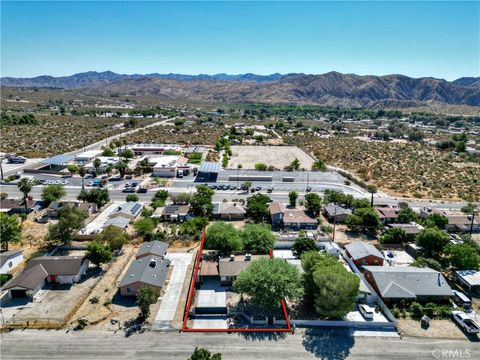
[332, 206, 337, 242]
[306, 172, 310, 193]
[0, 159, 3, 181]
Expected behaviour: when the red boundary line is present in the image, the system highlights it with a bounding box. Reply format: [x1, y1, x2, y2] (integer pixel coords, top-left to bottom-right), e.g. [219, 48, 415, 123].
[182, 230, 291, 333]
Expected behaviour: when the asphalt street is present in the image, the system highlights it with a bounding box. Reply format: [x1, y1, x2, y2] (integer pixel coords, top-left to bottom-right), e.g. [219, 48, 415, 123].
[0, 329, 478, 360]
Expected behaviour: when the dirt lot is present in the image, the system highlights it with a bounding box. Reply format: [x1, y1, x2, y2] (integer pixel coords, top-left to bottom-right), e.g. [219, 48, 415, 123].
[228, 145, 315, 170]
[397, 319, 472, 340]
[2, 267, 101, 328]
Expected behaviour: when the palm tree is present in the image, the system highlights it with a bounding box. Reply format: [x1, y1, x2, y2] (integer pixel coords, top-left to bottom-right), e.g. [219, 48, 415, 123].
[367, 184, 377, 207]
[115, 161, 128, 178]
[18, 178, 33, 214]
[93, 158, 102, 174]
[77, 166, 87, 189]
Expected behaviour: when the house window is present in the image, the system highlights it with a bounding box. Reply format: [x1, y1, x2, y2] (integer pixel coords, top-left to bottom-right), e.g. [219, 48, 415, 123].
[127, 287, 134, 293]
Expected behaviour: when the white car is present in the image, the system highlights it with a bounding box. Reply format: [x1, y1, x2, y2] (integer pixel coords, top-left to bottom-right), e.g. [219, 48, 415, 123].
[452, 311, 480, 334]
[87, 180, 94, 186]
[358, 304, 375, 320]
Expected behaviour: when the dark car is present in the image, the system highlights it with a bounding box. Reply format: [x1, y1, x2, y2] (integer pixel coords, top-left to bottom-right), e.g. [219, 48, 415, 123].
[306, 186, 312, 192]
[209, 185, 217, 190]
[137, 187, 148, 193]
[255, 186, 262, 191]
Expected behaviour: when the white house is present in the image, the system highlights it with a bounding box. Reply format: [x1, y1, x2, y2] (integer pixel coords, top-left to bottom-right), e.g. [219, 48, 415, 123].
[0, 250, 24, 274]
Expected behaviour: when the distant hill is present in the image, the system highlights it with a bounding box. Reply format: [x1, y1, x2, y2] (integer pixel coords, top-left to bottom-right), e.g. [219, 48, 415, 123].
[2, 71, 479, 107]
[0, 71, 287, 88]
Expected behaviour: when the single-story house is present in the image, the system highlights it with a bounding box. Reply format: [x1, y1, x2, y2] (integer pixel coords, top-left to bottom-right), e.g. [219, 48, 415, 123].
[269, 202, 317, 230]
[456, 270, 480, 296]
[218, 254, 263, 285]
[419, 208, 480, 233]
[161, 205, 190, 222]
[363, 266, 453, 302]
[323, 204, 352, 223]
[0, 250, 24, 274]
[3, 256, 89, 299]
[375, 207, 400, 224]
[136, 241, 168, 260]
[345, 241, 385, 267]
[24, 256, 89, 284]
[118, 255, 170, 296]
[110, 202, 143, 222]
[46, 201, 96, 219]
[3, 264, 48, 299]
[212, 202, 246, 221]
[103, 216, 130, 230]
[388, 223, 424, 238]
[0, 198, 41, 215]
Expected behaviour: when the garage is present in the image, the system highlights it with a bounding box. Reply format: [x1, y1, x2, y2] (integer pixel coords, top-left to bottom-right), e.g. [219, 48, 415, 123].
[10, 289, 28, 298]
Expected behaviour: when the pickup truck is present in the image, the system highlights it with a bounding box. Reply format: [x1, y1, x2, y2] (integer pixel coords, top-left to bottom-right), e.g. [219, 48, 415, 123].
[452, 311, 480, 334]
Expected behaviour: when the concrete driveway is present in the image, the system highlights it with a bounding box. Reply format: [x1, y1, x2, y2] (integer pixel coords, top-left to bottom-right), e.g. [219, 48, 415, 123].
[154, 252, 193, 329]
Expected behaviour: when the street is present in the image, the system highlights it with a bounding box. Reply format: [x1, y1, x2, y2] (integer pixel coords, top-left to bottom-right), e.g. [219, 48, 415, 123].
[0, 329, 478, 359]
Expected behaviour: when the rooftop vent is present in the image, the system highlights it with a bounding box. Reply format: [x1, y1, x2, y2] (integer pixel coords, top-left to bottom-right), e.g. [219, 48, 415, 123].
[150, 259, 157, 268]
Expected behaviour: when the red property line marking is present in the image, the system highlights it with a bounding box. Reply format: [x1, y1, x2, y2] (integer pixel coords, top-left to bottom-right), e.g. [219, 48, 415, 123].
[182, 230, 291, 333]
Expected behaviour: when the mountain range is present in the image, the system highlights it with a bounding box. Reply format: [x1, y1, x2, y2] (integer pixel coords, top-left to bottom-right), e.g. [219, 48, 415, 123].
[2, 71, 480, 107]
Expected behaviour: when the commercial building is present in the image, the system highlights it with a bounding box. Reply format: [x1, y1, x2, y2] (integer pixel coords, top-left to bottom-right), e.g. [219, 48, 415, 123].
[150, 155, 190, 177]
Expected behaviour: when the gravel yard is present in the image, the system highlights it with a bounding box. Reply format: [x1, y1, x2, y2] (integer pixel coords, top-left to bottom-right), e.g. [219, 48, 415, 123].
[228, 145, 315, 170]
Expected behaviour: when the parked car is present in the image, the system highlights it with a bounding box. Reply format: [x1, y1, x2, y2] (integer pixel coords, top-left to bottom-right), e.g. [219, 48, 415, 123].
[358, 304, 375, 320]
[452, 311, 480, 334]
[87, 180, 94, 186]
[209, 185, 217, 190]
[453, 290, 472, 312]
[137, 187, 148, 193]
[255, 186, 262, 191]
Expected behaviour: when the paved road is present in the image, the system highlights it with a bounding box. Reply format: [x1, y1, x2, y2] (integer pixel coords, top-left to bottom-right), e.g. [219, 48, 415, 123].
[1, 329, 478, 359]
[0, 183, 468, 211]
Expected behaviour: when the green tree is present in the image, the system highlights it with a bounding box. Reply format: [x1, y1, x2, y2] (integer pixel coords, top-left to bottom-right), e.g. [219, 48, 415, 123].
[347, 207, 381, 233]
[424, 213, 448, 229]
[86, 240, 112, 268]
[241, 181, 252, 192]
[292, 236, 317, 258]
[190, 185, 214, 217]
[233, 257, 303, 309]
[380, 227, 408, 244]
[67, 164, 78, 177]
[94, 225, 130, 251]
[134, 218, 155, 237]
[41, 184, 66, 206]
[241, 224, 275, 254]
[397, 206, 419, 224]
[205, 222, 243, 255]
[78, 188, 110, 207]
[245, 193, 271, 223]
[255, 163, 267, 171]
[77, 166, 87, 189]
[416, 227, 450, 256]
[17, 177, 33, 214]
[411, 257, 442, 271]
[93, 158, 102, 174]
[311, 159, 327, 171]
[115, 161, 128, 178]
[136, 286, 158, 320]
[102, 147, 115, 157]
[120, 149, 134, 161]
[0, 213, 21, 251]
[444, 244, 480, 270]
[301, 251, 324, 303]
[47, 206, 88, 244]
[304, 193, 322, 215]
[301, 252, 359, 318]
[189, 347, 222, 360]
[126, 194, 139, 202]
[290, 158, 300, 171]
[288, 191, 298, 208]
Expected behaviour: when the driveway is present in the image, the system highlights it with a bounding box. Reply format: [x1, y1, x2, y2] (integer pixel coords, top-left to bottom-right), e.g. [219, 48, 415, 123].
[154, 252, 193, 329]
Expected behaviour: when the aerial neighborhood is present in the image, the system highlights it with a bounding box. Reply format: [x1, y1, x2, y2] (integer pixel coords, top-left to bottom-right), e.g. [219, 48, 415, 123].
[1, 1, 479, 358]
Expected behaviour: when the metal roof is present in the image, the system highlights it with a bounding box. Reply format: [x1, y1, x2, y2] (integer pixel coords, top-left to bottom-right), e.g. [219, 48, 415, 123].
[345, 242, 384, 261]
[41, 154, 75, 166]
[136, 241, 168, 258]
[198, 161, 221, 174]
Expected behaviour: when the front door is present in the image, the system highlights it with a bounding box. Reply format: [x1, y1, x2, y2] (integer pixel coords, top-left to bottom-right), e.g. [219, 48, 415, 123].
[49, 275, 57, 283]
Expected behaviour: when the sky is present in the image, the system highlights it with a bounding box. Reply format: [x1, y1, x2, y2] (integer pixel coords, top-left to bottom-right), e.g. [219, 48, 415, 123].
[1, 1, 479, 80]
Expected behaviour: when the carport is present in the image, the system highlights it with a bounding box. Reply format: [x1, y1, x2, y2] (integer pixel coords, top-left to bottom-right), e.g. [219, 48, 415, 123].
[3, 264, 48, 300]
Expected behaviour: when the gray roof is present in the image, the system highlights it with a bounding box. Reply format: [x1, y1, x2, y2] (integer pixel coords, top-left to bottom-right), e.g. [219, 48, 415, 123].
[163, 205, 189, 216]
[118, 255, 170, 288]
[112, 202, 143, 218]
[0, 250, 23, 268]
[198, 161, 220, 174]
[3, 264, 48, 290]
[345, 242, 384, 261]
[103, 216, 130, 229]
[137, 241, 168, 258]
[41, 154, 75, 166]
[323, 204, 352, 217]
[25, 256, 87, 276]
[364, 266, 453, 299]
